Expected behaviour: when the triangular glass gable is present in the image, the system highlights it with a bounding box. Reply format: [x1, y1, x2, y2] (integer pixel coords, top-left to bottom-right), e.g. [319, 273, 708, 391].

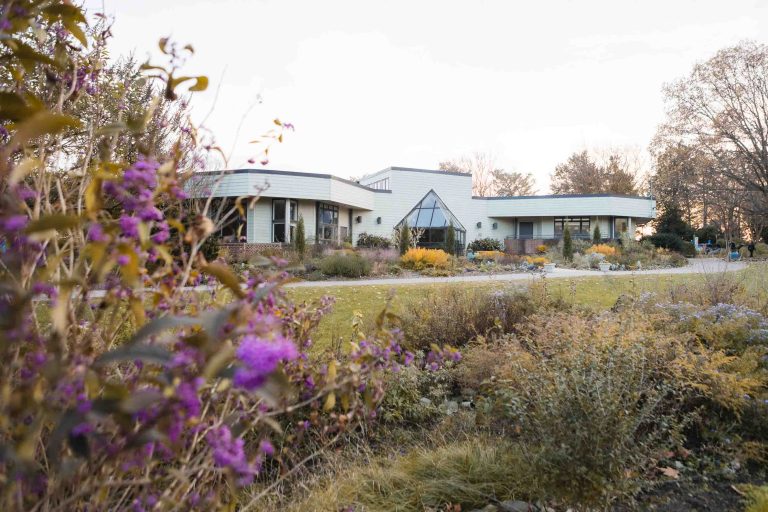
[396, 190, 466, 231]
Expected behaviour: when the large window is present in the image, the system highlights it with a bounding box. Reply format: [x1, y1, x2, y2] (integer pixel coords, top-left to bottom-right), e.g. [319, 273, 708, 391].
[317, 202, 339, 243]
[272, 199, 297, 243]
[554, 217, 590, 238]
[396, 190, 466, 252]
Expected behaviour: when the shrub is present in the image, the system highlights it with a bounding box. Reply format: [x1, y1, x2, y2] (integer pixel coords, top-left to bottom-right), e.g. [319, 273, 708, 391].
[474, 250, 505, 261]
[593, 224, 601, 244]
[445, 222, 457, 255]
[536, 244, 548, 254]
[482, 319, 687, 507]
[319, 253, 372, 277]
[400, 247, 450, 270]
[562, 226, 573, 261]
[357, 232, 391, 249]
[525, 255, 549, 267]
[398, 288, 538, 350]
[645, 232, 695, 256]
[379, 364, 452, 425]
[585, 243, 616, 257]
[294, 214, 306, 260]
[398, 223, 412, 255]
[476, 311, 765, 506]
[696, 224, 721, 244]
[467, 238, 503, 252]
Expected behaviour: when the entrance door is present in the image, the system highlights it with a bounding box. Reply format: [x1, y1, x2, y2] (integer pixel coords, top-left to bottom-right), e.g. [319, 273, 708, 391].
[519, 222, 534, 239]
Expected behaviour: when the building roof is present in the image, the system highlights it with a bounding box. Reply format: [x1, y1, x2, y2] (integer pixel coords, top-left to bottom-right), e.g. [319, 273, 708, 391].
[475, 193, 654, 200]
[194, 168, 390, 193]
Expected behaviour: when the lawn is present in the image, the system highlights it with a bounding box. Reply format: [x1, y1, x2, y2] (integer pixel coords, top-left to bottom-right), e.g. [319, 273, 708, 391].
[287, 263, 768, 349]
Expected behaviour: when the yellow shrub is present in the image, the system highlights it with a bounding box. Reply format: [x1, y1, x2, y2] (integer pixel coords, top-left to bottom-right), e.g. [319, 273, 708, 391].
[536, 244, 548, 254]
[525, 256, 549, 267]
[475, 250, 505, 261]
[586, 244, 617, 257]
[400, 247, 450, 269]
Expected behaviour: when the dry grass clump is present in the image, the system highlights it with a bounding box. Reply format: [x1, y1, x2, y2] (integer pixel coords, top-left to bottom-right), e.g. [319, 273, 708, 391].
[281, 438, 532, 512]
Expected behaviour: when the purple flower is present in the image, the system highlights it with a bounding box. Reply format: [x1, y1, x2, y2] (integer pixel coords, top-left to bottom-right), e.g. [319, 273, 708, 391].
[206, 425, 255, 485]
[176, 378, 203, 417]
[116, 255, 130, 266]
[139, 206, 163, 222]
[259, 439, 274, 457]
[151, 223, 170, 243]
[87, 223, 108, 242]
[233, 335, 298, 391]
[1, 215, 28, 232]
[118, 216, 140, 238]
[31, 282, 56, 298]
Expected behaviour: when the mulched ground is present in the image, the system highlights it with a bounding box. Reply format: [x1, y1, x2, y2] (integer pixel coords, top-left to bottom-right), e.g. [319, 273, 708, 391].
[616, 475, 751, 511]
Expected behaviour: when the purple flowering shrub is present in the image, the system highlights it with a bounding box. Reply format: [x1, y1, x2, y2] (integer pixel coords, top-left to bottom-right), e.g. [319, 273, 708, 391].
[0, 3, 453, 510]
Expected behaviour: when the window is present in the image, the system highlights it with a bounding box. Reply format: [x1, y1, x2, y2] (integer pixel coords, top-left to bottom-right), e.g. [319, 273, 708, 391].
[395, 190, 466, 251]
[368, 177, 390, 190]
[272, 199, 297, 243]
[317, 202, 339, 243]
[554, 217, 590, 238]
[614, 217, 629, 236]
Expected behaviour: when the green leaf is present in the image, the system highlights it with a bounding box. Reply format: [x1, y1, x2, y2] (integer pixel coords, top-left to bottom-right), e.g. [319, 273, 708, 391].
[62, 18, 88, 47]
[126, 314, 203, 346]
[120, 389, 163, 414]
[24, 214, 82, 234]
[201, 263, 245, 298]
[42, 5, 87, 24]
[203, 345, 235, 380]
[4, 39, 59, 68]
[188, 76, 208, 92]
[94, 344, 172, 367]
[0, 91, 43, 121]
[9, 111, 81, 148]
[95, 122, 128, 136]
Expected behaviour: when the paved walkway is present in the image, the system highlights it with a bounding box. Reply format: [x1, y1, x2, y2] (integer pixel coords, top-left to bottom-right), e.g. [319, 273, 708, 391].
[286, 258, 747, 289]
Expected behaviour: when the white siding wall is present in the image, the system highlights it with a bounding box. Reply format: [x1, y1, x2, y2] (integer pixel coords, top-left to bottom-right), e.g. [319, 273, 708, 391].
[248, 198, 272, 243]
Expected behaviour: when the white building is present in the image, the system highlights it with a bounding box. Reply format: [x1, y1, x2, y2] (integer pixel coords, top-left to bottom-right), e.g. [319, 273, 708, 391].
[189, 166, 656, 252]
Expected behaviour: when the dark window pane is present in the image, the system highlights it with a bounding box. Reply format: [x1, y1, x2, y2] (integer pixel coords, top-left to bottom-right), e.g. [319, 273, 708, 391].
[273, 200, 285, 221]
[273, 223, 285, 242]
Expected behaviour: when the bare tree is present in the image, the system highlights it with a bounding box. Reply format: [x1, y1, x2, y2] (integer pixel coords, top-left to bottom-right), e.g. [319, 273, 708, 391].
[550, 150, 638, 195]
[659, 41, 768, 198]
[438, 151, 497, 197]
[492, 169, 536, 196]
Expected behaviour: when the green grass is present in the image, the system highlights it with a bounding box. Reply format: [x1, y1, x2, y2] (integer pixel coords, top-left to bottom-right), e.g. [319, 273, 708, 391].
[287, 263, 768, 350]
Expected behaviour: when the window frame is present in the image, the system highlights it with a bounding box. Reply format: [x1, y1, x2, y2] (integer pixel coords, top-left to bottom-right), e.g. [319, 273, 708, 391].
[272, 198, 298, 243]
[554, 217, 591, 238]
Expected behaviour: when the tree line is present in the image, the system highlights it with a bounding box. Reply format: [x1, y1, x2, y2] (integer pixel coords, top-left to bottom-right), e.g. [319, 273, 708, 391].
[438, 41, 768, 243]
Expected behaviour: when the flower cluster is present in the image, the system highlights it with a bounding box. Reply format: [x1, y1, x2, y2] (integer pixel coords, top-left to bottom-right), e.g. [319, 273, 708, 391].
[234, 335, 298, 390]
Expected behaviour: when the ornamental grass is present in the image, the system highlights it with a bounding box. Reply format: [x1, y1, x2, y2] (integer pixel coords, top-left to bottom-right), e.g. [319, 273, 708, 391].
[400, 247, 451, 270]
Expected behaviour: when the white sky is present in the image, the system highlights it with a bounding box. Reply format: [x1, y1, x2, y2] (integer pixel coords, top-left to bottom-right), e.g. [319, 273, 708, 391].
[84, 0, 768, 192]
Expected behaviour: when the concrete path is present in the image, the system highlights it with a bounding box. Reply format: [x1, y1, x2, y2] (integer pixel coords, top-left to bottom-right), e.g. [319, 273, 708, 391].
[285, 258, 747, 289]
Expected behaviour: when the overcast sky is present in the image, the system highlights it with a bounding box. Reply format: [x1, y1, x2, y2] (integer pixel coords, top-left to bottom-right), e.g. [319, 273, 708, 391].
[84, 0, 768, 192]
